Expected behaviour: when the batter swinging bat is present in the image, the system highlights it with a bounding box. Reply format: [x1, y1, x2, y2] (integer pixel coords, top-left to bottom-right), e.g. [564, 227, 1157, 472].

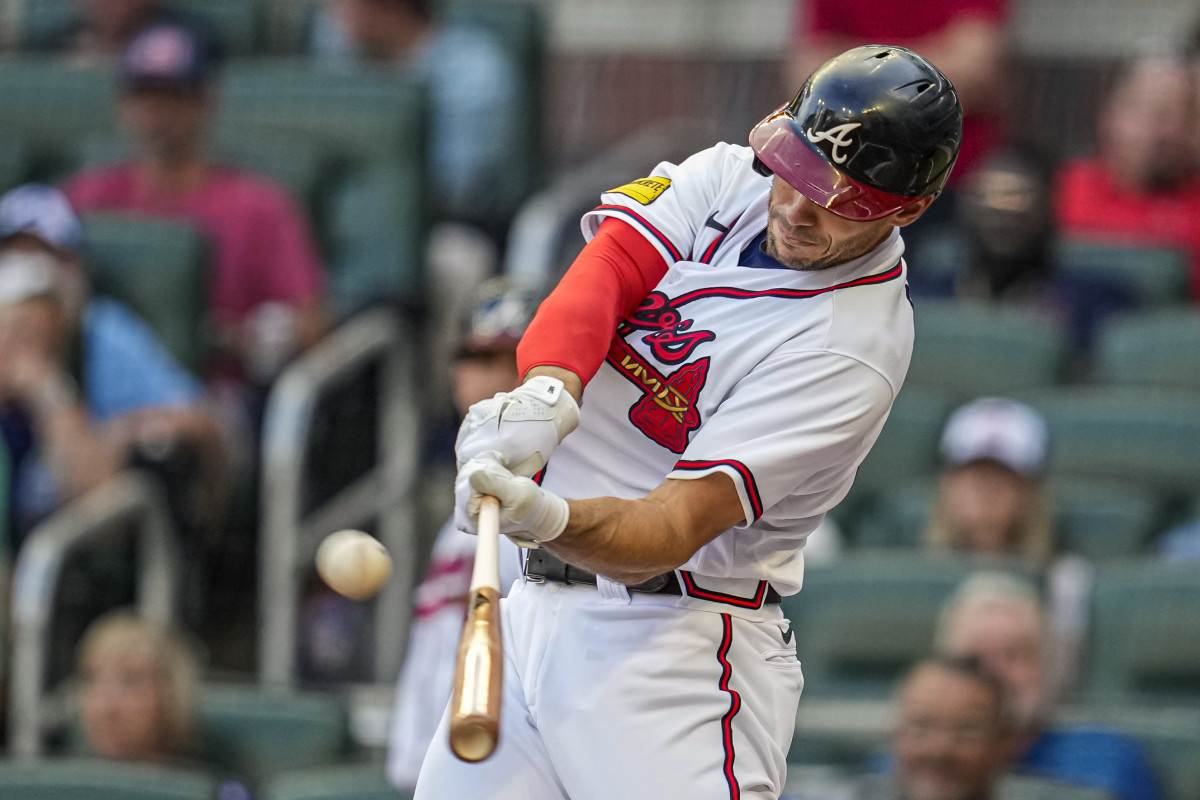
[450, 495, 503, 762]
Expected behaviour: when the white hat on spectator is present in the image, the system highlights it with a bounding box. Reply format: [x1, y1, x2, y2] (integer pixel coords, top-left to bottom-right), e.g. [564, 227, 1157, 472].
[0, 183, 86, 254]
[940, 397, 1048, 477]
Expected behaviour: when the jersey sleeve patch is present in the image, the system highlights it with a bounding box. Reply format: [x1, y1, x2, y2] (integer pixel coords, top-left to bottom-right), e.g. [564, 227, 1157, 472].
[607, 176, 673, 205]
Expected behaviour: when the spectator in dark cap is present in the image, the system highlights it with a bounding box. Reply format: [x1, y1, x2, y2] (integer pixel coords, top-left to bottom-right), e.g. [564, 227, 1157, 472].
[65, 21, 329, 402]
[0, 184, 225, 547]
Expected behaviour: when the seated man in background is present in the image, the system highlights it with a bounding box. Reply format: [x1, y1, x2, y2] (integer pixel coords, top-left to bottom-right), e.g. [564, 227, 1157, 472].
[856, 656, 1014, 800]
[1054, 53, 1200, 300]
[936, 572, 1165, 800]
[64, 21, 329, 404]
[0, 184, 225, 548]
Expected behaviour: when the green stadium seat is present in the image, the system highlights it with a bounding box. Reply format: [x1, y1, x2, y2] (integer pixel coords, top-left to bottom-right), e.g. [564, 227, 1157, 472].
[0, 133, 32, 194]
[82, 214, 209, 373]
[851, 477, 937, 550]
[19, 0, 267, 57]
[997, 775, 1114, 800]
[1094, 309, 1200, 391]
[1021, 388, 1200, 498]
[1085, 559, 1200, 706]
[442, 0, 546, 218]
[847, 384, 955, 496]
[1054, 238, 1190, 308]
[197, 685, 350, 787]
[0, 758, 218, 800]
[782, 553, 1036, 700]
[1052, 477, 1165, 560]
[907, 300, 1068, 397]
[215, 61, 429, 314]
[0, 59, 116, 182]
[1124, 723, 1200, 800]
[261, 765, 411, 800]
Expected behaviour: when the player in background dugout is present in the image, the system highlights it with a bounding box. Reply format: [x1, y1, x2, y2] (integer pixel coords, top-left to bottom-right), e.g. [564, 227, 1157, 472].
[418, 46, 963, 799]
[386, 279, 528, 790]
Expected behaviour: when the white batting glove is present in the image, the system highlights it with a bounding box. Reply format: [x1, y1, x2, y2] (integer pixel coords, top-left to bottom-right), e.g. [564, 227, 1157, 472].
[455, 452, 569, 546]
[454, 375, 580, 477]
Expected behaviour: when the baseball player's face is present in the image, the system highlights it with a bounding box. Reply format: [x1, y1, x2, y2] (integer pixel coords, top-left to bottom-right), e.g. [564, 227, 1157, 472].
[893, 664, 1010, 800]
[765, 178, 927, 271]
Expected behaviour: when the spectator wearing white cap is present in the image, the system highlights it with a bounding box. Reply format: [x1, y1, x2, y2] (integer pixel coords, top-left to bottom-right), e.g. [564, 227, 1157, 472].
[925, 397, 1092, 700]
[0, 184, 225, 548]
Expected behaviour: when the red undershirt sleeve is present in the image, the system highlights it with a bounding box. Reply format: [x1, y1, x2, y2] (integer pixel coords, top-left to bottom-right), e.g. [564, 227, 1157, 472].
[517, 219, 670, 385]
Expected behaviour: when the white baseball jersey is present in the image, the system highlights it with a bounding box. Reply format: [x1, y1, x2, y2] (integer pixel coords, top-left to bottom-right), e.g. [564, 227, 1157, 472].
[542, 142, 913, 596]
[417, 142, 914, 800]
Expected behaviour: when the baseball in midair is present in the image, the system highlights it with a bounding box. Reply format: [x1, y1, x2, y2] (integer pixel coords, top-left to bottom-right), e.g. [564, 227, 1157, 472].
[315, 529, 393, 600]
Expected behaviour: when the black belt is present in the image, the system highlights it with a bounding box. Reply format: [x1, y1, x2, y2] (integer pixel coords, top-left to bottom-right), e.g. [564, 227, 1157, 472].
[524, 550, 781, 605]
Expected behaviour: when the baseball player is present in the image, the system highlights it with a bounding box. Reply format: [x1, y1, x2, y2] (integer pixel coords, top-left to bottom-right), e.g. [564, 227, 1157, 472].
[387, 280, 532, 789]
[418, 46, 963, 799]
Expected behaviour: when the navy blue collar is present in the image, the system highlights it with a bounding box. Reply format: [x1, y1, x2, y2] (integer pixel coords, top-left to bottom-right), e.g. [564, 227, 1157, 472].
[739, 228, 791, 270]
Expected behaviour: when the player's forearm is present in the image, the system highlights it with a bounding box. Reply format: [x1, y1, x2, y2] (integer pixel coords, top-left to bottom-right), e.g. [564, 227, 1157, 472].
[545, 472, 745, 585]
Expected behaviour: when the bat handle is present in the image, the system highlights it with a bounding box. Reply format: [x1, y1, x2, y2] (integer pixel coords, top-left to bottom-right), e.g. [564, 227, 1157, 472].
[449, 495, 504, 762]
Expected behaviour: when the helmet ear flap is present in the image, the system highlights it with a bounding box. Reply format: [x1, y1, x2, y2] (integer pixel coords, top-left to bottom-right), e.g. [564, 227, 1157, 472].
[752, 156, 774, 178]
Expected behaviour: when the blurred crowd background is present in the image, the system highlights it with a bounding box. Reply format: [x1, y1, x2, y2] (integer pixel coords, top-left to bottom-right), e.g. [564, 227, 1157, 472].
[0, 1, 1197, 799]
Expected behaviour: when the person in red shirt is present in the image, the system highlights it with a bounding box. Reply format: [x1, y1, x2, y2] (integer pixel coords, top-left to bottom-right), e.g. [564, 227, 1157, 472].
[789, 0, 1010, 185]
[64, 21, 329, 387]
[1054, 54, 1200, 300]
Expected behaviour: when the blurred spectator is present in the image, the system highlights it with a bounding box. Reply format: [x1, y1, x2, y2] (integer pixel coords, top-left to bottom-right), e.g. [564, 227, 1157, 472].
[910, 145, 1135, 363]
[63, 21, 329, 401]
[926, 397, 1093, 694]
[315, 0, 520, 233]
[76, 609, 253, 797]
[788, 0, 1010, 185]
[77, 609, 200, 762]
[385, 278, 527, 789]
[936, 572, 1166, 800]
[856, 656, 1014, 800]
[1054, 54, 1200, 300]
[313, 0, 523, 414]
[0, 184, 225, 548]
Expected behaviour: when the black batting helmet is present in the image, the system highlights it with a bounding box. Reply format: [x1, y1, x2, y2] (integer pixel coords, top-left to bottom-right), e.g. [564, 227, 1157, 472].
[749, 45, 963, 220]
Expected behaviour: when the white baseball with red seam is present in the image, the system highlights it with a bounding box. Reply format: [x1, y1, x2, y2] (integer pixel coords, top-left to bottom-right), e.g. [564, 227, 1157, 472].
[315, 529, 393, 600]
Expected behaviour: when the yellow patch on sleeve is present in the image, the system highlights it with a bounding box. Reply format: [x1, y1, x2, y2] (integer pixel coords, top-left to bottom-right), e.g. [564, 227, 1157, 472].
[607, 176, 672, 205]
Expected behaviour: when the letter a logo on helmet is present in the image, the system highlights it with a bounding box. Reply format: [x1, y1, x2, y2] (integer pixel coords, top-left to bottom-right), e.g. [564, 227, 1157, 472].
[749, 45, 964, 221]
[805, 122, 862, 164]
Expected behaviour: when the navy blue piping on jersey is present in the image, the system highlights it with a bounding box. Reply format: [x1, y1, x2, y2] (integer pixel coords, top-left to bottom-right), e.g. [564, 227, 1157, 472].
[699, 214, 743, 264]
[674, 459, 764, 521]
[595, 204, 684, 262]
[671, 260, 905, 308]
[717, 614, 742, 800]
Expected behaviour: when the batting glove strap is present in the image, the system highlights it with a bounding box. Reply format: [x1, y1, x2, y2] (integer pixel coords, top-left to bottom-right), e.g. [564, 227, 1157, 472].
[454, 375, 581, 477]
[454, 453, 569, 545]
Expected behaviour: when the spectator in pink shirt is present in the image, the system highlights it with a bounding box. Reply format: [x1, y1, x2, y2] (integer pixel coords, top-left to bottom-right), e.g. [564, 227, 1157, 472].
[64, 21, 329, 389]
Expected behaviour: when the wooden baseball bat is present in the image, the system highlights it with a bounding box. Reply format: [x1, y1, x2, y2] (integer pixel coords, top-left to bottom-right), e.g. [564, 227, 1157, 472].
[449, 495, 504, 762]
